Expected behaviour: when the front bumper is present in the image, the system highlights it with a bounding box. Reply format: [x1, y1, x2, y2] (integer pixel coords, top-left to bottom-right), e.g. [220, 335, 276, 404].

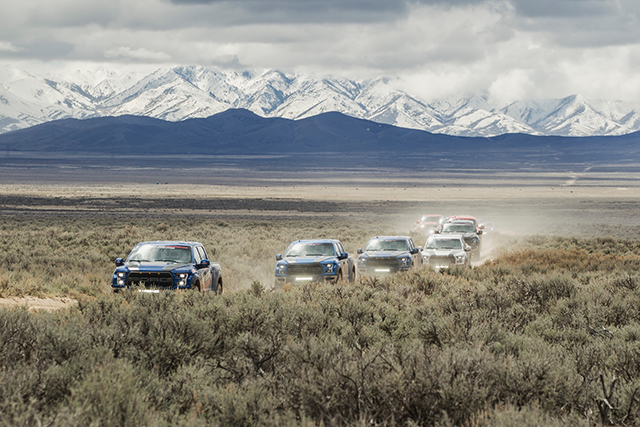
[357, 256, 412, 277]
[275, 273, 339, 285]
[112, 271, 194, 292]
[357, 265, 412, 277]
[423, 254, 468, 269]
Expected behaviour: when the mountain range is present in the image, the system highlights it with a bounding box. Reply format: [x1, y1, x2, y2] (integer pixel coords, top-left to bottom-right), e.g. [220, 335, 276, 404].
[2, 65, 640, 138]
[1, 109, 639, 171]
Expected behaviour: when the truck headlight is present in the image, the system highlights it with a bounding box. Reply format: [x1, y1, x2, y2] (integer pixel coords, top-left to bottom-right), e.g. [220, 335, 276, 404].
[358, 257, 367, 267]
[399, 257, 410, 267]
[323, 263, 336, 274]
[117, 272, 126, 286]
[455, 255, 466, 264]
[276, 264, 286, 275]
[176, 273, 189, 286]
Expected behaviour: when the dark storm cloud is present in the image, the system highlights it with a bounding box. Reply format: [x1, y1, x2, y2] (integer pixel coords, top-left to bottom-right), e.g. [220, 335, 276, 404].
[164, 0, 617, 19]
[2, 0, 640, 102]
[162, 0, 410, 24]
[511, 0, 618, 18]
[152, 0, 640, 50]
[168, 0, 406, 9]
[509, 0, 640, 48]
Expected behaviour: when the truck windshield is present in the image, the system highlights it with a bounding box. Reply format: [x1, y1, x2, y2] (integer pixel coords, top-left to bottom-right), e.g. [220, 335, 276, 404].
[442, 224, 475, 233]
[128, 245, 192, 263]
[426, 239, 462, 250]
[286, 242, 335, 257]
[365, 239, 409, 251]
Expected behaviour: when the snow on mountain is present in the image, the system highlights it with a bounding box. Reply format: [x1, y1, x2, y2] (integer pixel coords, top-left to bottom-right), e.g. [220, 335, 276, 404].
[425, 93, 538, 136]
[440, 109, 538, 137]
[243, 70, 292, 115]
[356, 78, 442, 131]
[269, 76, 366, 120]
[501, 95, 640, 136]
[105, 69, 227, 121]
[1, 64, 640, 137]
[0, 85, 40, 133]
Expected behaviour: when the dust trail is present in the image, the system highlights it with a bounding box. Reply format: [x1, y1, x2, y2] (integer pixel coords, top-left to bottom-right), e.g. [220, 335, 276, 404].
[565, 166, 593, 186]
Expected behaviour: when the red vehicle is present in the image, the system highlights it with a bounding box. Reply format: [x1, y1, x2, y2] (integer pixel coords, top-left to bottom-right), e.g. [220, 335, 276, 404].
[415, 214, 444, 235]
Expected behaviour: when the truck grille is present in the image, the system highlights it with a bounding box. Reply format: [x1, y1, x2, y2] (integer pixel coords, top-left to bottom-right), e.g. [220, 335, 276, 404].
[367, 258, 398, 268]
[428, 255, 455, 268]
[287, 264, 323, 276]
[127, 272, 174, 289]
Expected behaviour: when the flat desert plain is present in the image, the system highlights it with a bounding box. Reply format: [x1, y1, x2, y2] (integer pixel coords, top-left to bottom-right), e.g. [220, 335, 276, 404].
[0, 174, 638, 237]
[1, 161, 639, 308]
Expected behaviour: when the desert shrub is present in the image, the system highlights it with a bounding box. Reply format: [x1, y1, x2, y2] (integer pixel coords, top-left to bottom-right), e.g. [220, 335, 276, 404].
[506, 273, 577, 312]
[468, 403, 590, 427]
[56, 358, 155, 427]
[5, 217, 640, 424]
[2, 274, 640, 425]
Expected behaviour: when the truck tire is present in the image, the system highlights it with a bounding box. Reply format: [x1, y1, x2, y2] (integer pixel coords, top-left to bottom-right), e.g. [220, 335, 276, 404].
[214, 279, 223, 295]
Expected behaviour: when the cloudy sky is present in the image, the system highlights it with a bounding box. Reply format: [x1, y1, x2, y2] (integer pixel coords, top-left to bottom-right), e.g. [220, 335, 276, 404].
[0, 0, 639, 103]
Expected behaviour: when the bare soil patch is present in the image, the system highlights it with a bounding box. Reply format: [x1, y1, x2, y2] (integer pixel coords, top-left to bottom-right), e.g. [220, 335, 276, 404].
[1, 183, 638, 238]
[0, 296, 76, 311]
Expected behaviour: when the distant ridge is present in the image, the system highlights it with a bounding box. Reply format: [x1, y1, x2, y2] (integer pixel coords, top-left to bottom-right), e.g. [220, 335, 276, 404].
[2, 65, 640, 137]
[1, 109, 639, 168]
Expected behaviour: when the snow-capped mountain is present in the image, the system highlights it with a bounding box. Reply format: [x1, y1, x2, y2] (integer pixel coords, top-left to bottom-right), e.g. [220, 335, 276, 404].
[1, 64, 639, 137]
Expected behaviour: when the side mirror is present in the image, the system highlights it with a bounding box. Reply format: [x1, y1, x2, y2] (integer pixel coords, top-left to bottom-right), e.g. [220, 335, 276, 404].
[411, 248, 420, 254]
[338, 252, 348, 260]
[464, 245, 471, 252]
[198, 259, 210, 268]
[115, 258, 124, 266]
[477, 230, 483, 235]
[357, 248, 363, 254]
[480, 225, 485, 229]
[276, 254, 283, 261]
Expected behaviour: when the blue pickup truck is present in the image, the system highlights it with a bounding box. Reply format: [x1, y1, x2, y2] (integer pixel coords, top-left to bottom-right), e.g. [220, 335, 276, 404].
[275, 239, 355, 286]
[112, 241, 223, 293]
[356, 235, 422, 278]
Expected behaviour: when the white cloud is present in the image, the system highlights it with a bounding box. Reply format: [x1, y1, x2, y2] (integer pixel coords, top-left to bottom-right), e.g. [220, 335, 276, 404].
[488, 69, 535, 105]
[1, 0, 640, 103]
[0, 42, 22, 52]
[104, 46, 172, 61]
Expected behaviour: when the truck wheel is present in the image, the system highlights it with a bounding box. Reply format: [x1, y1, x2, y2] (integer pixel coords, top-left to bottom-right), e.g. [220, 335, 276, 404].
[214, 280, 223, 295]
[351, 267, 356, 282]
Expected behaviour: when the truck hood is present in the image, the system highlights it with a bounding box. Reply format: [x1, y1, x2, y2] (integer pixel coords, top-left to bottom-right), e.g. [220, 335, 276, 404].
[282, 256, 336, 264]
[361, 251, 408, 258]
[423, 249, 462, 257]
[125, 261, 192, 272]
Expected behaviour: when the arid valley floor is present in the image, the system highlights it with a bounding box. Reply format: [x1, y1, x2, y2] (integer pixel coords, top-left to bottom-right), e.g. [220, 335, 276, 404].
[1, 162, 640, 302]
[4, 160, 640, 425]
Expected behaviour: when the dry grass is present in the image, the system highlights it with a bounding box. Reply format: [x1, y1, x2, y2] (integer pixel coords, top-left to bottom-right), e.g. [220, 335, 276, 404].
[0, 215, 419, 298]
[2, 189, 640, 425]
[3, 237, 640, 425]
